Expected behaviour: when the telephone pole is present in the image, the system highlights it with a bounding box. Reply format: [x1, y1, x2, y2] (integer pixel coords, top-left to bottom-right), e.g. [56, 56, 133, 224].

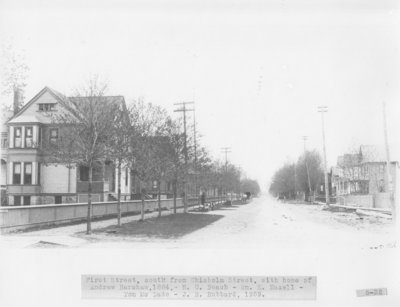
[317, 106, 330, 206]
[221, 147, 231, 198]
[302, 136, 313, 202]
[382, 101, 395, 222]
[174, 101, 194, 212]
[221, 147, 231, 171]
[193, 106, 198, 197]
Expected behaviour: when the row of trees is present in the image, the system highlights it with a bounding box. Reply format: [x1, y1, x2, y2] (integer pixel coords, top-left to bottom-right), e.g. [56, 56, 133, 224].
[269, 150, 324, 200]
[45, 79, 255, 234]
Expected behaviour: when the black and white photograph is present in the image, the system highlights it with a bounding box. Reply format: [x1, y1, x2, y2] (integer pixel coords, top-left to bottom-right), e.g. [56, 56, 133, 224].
[0, 0, 399, 306]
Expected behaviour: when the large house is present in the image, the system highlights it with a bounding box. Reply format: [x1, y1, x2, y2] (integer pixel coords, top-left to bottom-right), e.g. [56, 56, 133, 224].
[4, 87, 132, 206]
[331, 145, 398, 208]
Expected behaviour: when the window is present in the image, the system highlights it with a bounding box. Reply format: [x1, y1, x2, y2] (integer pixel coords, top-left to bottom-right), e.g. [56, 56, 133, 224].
[13, 163, 21, 184]
[14, 196, 21, 206]
[24, 163, 32, 184]
[80, 166, 89, 181]
[55, 196, 62, 204]
[49, 128, 59, 143]
[37, 163, 41, 184]
[379, 179, 385, 192]
[379, 164, 385, 174]
[14, 127, 22, 148]
[25, 127, 33, 147]
[38, 103, 56, 111]
[153, 180, 158, 189]
[23, 196, 31, 206]
[1, 132, 8, 149]
[38, 127, 42, 146]
[125, 168, 128, 186]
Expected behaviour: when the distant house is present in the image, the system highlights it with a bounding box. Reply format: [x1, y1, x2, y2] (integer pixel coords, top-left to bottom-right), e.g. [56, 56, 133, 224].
[331, 145, 398, 208]
[332, 145, 397, 196]
[4, 87, 132, 206]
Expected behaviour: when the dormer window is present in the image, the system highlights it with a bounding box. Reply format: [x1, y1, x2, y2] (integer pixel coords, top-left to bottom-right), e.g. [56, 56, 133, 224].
[38, 103, 56, 111]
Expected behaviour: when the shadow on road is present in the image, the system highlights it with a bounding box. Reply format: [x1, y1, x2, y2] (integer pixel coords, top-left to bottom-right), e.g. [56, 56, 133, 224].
[92, 213, 224, 239]
[211, 204, 241, 211]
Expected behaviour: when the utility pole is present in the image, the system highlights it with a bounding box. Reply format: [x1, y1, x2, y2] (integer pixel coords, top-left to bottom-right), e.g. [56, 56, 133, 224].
[317, 106, 330, 206]
[174, 101, 194, 213]
[221, 147, 231, 171]
[382, 101, 395, 222]
[294, 162, 297, 200]
[221, 147, 231, 198]
[302, 136, 313, 202]
[193, 106, 198, 197]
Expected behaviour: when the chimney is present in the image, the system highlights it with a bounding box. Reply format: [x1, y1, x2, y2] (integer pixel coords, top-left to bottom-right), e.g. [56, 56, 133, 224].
[13, 87, 21, 115]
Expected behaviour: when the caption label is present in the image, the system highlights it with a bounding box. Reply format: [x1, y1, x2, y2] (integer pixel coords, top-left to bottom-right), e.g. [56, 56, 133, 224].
[356, 288, 388, 297]
[82, 275, 316, 300]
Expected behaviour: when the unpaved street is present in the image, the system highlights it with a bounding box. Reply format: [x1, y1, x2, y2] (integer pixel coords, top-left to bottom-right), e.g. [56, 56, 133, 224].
[1, 195, 398, 307]
[0, 194, 395, 250]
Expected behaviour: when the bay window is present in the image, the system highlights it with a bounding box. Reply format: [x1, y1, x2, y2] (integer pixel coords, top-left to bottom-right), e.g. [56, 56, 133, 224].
[14, 127, 22, 148]
[24, 163, 32, 184]
[25, 127, 33, 147]
[13, 162, 21, 184]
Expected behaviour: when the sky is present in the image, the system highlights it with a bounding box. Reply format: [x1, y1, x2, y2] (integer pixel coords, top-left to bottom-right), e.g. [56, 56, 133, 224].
[1, 0, 399, 190]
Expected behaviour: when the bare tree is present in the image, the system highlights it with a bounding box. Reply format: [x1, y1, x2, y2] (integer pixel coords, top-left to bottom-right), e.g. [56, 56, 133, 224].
[108, 100, 131, 226]
[295, 150, 324, 199]
[45, 79, 120, 234]
[127, 100, 169, 220]
[240, 178, 261, 196]
[164, 118, 186, 213]
[1, 43, 29, 114]
[269, 163, 297, 199]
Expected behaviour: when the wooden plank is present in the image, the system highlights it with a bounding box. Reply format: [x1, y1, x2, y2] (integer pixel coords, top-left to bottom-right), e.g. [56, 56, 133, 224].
[356, 209, 392, 219]
[331, 204, 391, 215]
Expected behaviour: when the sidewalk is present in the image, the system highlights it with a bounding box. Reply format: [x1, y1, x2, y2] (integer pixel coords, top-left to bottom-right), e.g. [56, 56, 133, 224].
[0, 206, 188, 248]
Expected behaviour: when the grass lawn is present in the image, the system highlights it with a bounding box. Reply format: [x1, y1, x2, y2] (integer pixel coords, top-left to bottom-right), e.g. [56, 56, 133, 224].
[92, 212, 224, 239]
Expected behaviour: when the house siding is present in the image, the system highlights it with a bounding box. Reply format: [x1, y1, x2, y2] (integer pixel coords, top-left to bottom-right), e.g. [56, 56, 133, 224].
[41, 164, 76, 193]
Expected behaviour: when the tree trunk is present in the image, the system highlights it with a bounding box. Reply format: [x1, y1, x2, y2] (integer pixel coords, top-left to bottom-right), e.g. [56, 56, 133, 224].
[117, 160, 122, 226]
[86, 166, 93, 235]
[173, 180, 177, 214]
[140, 181, 145, 221]
[157, 179, 161, 217]
[183, 181, 187, 213]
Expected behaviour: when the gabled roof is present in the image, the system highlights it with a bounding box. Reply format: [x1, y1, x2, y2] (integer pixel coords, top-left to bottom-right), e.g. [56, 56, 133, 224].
[68, 95, 125, 106]
[7, 87, 127, 125]
[7, 86, 67, 124]
[8, 115, 43, 124]
[360, 145, 386, 163]
[337, 153, 360, 167]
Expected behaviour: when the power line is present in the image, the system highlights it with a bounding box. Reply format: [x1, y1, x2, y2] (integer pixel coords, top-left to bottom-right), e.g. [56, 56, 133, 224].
[221, 147, 231, 170]
[317, 106, 329, 206]
[302, 136, 308, 152]
[382, 101, 395, 222]
[174, 101, 194, 212]
[193, 106, 198, 196]
[221, 147, 231, 198]
[302, 136, 313, 201]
